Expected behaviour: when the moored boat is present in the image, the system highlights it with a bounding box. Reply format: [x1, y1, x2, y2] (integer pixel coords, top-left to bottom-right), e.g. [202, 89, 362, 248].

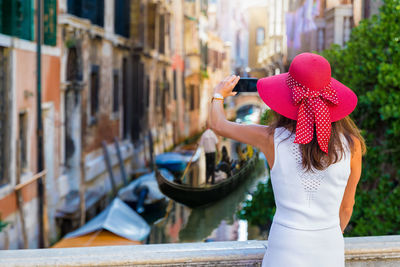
[118, 169, 173, 214]
[51, 198, 150, 248]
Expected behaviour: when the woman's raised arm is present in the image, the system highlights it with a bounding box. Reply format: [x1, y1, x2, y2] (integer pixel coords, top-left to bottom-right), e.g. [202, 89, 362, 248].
[209, 75, 273, 159]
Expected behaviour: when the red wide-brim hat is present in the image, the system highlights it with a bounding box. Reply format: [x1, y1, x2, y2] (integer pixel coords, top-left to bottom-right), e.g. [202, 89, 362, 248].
[257, 53, 357, 122]
[256, 52, 357, 153]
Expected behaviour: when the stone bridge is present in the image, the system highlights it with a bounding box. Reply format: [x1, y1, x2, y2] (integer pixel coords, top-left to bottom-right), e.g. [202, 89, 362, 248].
[233, 93, 267, 111]
[226, 92, 269, 120]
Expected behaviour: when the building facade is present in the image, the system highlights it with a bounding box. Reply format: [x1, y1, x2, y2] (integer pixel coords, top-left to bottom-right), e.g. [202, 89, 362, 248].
[253, 0, 384, 76]
[0, 0, 231, 249]
[0, 0, 60, 248]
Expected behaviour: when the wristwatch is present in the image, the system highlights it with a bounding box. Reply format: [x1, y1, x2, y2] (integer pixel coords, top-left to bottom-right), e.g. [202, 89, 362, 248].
[211, 92, 224, 103]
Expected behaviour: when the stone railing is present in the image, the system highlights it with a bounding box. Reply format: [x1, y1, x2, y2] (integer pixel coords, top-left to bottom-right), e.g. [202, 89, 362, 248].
[0, 235, 400, 266]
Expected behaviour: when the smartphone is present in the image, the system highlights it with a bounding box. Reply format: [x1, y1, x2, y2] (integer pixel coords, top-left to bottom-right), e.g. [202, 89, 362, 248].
[232, 77, 259, 93]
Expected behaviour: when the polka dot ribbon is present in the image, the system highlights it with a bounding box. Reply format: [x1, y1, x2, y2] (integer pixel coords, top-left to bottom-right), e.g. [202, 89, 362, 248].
[287, 73, 339, 153]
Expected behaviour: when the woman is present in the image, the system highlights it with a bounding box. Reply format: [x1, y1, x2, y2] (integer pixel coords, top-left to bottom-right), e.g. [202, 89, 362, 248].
[209, 53, 366, 266]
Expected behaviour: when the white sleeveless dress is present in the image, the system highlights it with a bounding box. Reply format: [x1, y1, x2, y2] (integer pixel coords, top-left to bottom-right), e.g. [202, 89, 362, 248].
[261, 127, 351, 267]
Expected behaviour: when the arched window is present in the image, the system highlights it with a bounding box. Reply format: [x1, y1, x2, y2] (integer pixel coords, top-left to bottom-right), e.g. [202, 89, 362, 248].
[66, 47, 82, 81]
[256, 27, 265, 45]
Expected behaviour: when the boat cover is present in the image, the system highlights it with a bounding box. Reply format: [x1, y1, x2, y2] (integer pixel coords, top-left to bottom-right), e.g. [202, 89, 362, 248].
[65, 198, 150, 241]
[155, 152, 187, 165]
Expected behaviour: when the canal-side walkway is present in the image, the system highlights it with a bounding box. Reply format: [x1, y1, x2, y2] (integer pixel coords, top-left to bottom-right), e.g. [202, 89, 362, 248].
[1, 235, 400, 266]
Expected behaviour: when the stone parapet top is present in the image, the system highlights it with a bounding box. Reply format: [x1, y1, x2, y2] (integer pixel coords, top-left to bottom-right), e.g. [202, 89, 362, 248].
[0, 235, 400, 267]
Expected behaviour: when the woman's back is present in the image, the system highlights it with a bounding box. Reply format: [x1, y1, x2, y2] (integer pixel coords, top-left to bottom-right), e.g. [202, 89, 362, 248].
[270, 127, 351, 230]
[209, 53, 364, 266]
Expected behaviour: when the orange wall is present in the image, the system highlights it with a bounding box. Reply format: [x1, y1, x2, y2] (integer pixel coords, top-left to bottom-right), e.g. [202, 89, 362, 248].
[4, 49, 61, 218]
[0, 181, 38, 218]
[16, 49, 61, 110]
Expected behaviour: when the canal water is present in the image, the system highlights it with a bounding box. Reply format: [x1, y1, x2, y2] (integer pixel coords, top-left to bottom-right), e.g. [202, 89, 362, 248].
[147, 138, 269, 244]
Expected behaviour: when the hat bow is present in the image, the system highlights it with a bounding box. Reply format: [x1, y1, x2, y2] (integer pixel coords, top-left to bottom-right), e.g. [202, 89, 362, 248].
[288, 74, 339, 153]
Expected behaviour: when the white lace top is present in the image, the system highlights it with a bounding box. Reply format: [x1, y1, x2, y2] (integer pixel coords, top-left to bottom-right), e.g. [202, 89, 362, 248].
[269, 127, 351, 230]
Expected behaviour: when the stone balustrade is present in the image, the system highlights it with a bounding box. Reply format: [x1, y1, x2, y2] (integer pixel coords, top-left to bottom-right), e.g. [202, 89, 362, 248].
[0, 235, 399, 266]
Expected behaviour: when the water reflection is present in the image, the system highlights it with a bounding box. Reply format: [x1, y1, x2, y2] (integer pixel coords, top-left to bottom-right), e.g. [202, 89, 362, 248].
[148, 140, 267, 244]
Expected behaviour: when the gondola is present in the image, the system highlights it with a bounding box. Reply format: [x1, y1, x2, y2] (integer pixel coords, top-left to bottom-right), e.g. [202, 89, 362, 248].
[155, 151, 259, 208]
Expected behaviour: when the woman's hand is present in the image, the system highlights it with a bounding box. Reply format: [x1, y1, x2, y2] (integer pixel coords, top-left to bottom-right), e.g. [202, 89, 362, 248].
[209, 74, 273, 165]
[214, 75, 240, 98]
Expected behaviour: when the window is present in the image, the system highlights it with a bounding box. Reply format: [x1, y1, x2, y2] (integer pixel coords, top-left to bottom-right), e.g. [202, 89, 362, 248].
[131, 57, 145, 140]
[0, 0, 34, 40]
[114, 0, 130, 37]
[66, 47, 82, 81]
[159, 14, 165, 54]
[112, 70, 120, 113]
[147, 3, 157, 49]
[256, 27, 265, 45]
[173, 71, 177, 100]
[122, 57, 130, 139]
[18, 112, 28, 173]
[189, 85, 195, 111]
[162, 81, 170, 117]
[90, 65, 100, 121]
[182, 74, 186, 100]
[162, 88, 167, 117]
[201, 42, 208, 71]
[67, 0, 104, 27]
[146, 76, 150, 107]
[44, 0, 57, 46]
[155, 80, 161, 107]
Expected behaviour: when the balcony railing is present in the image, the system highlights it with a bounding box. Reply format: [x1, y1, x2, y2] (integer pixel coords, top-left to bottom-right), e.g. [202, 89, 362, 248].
[0, 235, 400, 266]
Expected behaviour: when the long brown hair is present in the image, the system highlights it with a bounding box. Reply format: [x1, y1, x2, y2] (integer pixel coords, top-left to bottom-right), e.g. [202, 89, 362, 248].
[265, 110, 366, 171]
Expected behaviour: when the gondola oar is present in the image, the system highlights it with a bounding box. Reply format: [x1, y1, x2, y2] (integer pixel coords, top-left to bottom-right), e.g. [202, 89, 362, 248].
[179, 142, 200, 183]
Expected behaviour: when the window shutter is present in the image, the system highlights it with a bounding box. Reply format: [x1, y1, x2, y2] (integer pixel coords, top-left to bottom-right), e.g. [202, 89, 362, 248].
[0, 0, 33, 40]
[1, 0, 16, 36]
[16, 0, 34, 40]
[114, 0, 130, 38]
[0, 0, 3, 34]
[96, 0, 104, 27]
[67, 0, 82, 17]
[44, 0, 57, 46]
[82, 0, 104, 27]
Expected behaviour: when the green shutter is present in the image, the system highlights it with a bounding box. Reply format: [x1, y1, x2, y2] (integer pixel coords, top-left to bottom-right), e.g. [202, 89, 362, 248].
[0, 0, 3, 34]
[44, 0, 57, 46]
[0, 0, 33, 40]
[16, 0, 34, 40]
[1, 0, 14, 36]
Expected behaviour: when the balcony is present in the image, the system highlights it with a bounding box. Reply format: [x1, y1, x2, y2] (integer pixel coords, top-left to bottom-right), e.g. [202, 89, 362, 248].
[0, 235, 399, 266]
[324, 4, 353, 49]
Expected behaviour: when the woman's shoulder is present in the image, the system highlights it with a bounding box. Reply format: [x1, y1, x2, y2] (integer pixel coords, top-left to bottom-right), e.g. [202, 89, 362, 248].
[273, 126, 293, 140]
[348, 134, 364, 158]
